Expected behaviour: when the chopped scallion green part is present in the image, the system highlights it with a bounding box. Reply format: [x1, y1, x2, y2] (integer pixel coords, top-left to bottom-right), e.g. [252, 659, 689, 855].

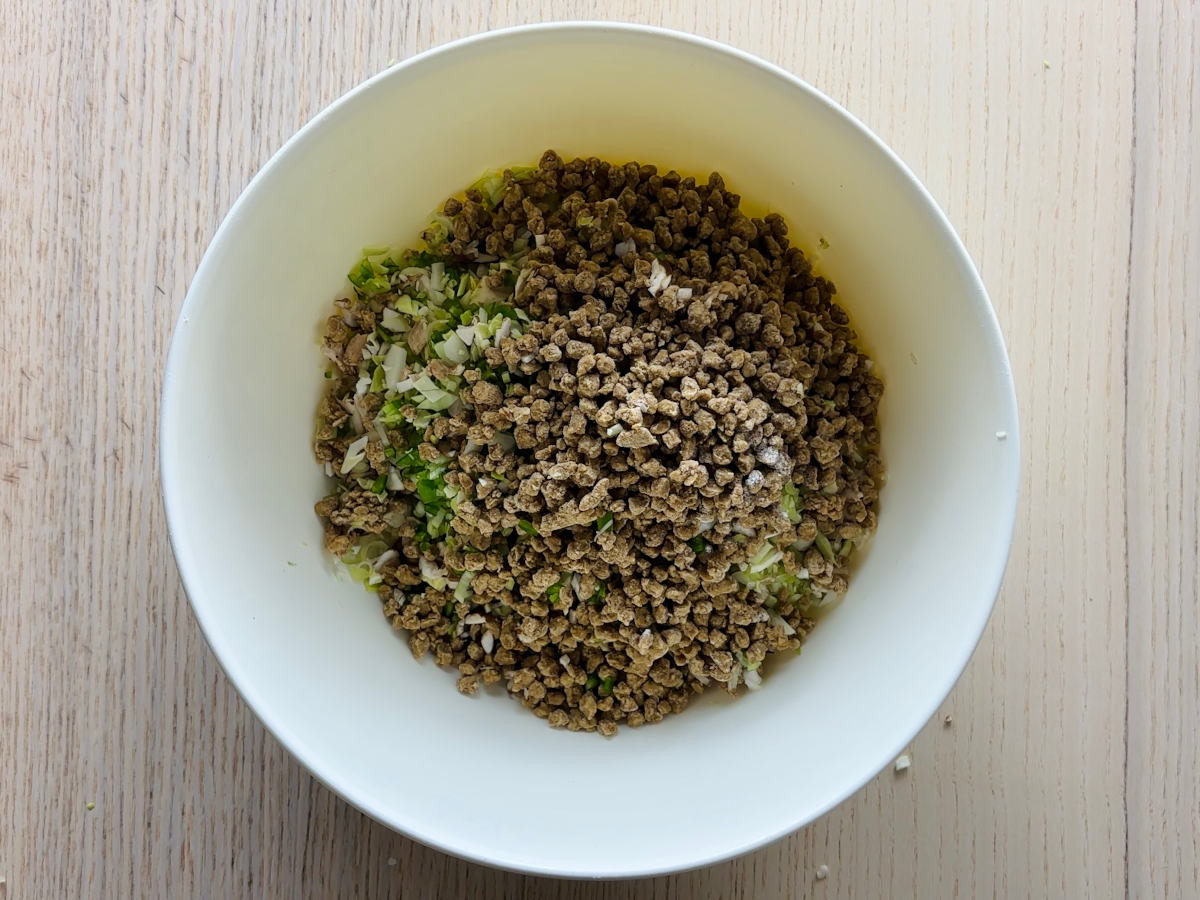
[417, 478, 441, 505]
[814, 531, 835, 562]
[595, 511, 614, 533]
[371, 473, 387, 493]
[544, 573, 568, 605]
[688, 535, 707, 554]
[516, 519, 538, 536]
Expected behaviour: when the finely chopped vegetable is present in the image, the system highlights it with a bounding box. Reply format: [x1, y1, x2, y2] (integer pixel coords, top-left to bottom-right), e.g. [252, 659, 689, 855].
[313, 151, 883, 734]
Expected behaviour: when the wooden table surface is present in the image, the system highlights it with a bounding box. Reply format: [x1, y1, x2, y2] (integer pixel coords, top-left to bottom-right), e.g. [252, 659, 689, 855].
[2, 1, 1197, 897]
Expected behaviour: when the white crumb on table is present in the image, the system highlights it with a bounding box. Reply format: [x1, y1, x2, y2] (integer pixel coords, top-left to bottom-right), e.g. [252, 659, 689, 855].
[387, 857, 397, 867]
[996, 430, 1008, 439]
[894, 753, 912, 772]
[816, 864, 830, 880]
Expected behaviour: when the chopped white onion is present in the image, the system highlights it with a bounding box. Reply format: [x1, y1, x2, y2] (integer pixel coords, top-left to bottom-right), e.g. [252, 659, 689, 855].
[341, 435, 369, 473]
[420, 557, 447, 580]
[648, 258, 671, 296]
[372, 549, 397, 571]
[382, 343, 407, 390]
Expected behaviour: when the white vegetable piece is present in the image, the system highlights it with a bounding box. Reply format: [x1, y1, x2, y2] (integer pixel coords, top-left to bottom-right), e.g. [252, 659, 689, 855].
[647, 258, 671, 295]
[340, 435, 369, 474]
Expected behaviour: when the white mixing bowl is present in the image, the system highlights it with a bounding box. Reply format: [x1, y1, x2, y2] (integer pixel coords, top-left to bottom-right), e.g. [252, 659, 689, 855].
[161, 22, 1019, 877]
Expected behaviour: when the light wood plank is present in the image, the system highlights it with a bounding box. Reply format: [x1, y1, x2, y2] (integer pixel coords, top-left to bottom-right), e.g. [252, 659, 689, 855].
[1126, 1, 1200, 897]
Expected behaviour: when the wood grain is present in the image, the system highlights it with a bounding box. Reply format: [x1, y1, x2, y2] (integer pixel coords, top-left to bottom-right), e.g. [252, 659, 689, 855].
[0, 0, 1195, 897]
[1126, 1, 1200, 898]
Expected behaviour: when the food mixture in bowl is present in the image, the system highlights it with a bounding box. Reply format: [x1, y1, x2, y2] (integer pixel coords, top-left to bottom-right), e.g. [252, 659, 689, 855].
[313, 151, 883, 734]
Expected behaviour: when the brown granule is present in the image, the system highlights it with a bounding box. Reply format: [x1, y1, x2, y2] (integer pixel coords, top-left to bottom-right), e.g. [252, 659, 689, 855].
[314, 152, 883, 734]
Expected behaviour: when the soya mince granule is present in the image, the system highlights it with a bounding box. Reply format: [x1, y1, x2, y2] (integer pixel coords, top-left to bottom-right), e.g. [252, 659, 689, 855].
[313, 151, 883, 734]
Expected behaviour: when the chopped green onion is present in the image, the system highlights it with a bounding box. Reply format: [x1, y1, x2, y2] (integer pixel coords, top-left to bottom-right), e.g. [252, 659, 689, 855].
[347, 257, 390, 294]
[688, 535, 707, 554]
[371, 473, 387, 493]
[780, 481, 803, 523]
[585, 674, 600, 691]
[814, 531, 835, 562]
[417, 478, 441, 505]
[595, 511, 614, 534]
[470, 170, 507, 208]
[598, 676, 615, 696]
[543, 573, 568, 605]
[516, 519, 538, 536]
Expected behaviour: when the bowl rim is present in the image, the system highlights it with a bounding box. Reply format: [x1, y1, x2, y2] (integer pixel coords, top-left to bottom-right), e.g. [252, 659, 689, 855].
[161, 19, 1021, 879]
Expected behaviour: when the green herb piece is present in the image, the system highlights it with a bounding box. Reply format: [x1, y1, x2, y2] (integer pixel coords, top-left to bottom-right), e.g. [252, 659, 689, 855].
[589, 582, 608, 606]
[814, 531, 835, 563]
[470, 170, 507, 208]
[347, 257, 390, 294]
[598, 676, 615, 696]
[780, 481, 803, 523]
[516, 519, 538, 536]
[595, 511, 614, 534]
[417, 477, 441, 506]
[545, 573, 567, 605]
[838, 540, 855, 558]
[585, 674, 600, 692]
[688, 535, 707, 554]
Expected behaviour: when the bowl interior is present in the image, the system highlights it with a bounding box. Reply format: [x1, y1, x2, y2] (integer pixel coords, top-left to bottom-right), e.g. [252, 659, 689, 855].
[162, 24, 1018, 877]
